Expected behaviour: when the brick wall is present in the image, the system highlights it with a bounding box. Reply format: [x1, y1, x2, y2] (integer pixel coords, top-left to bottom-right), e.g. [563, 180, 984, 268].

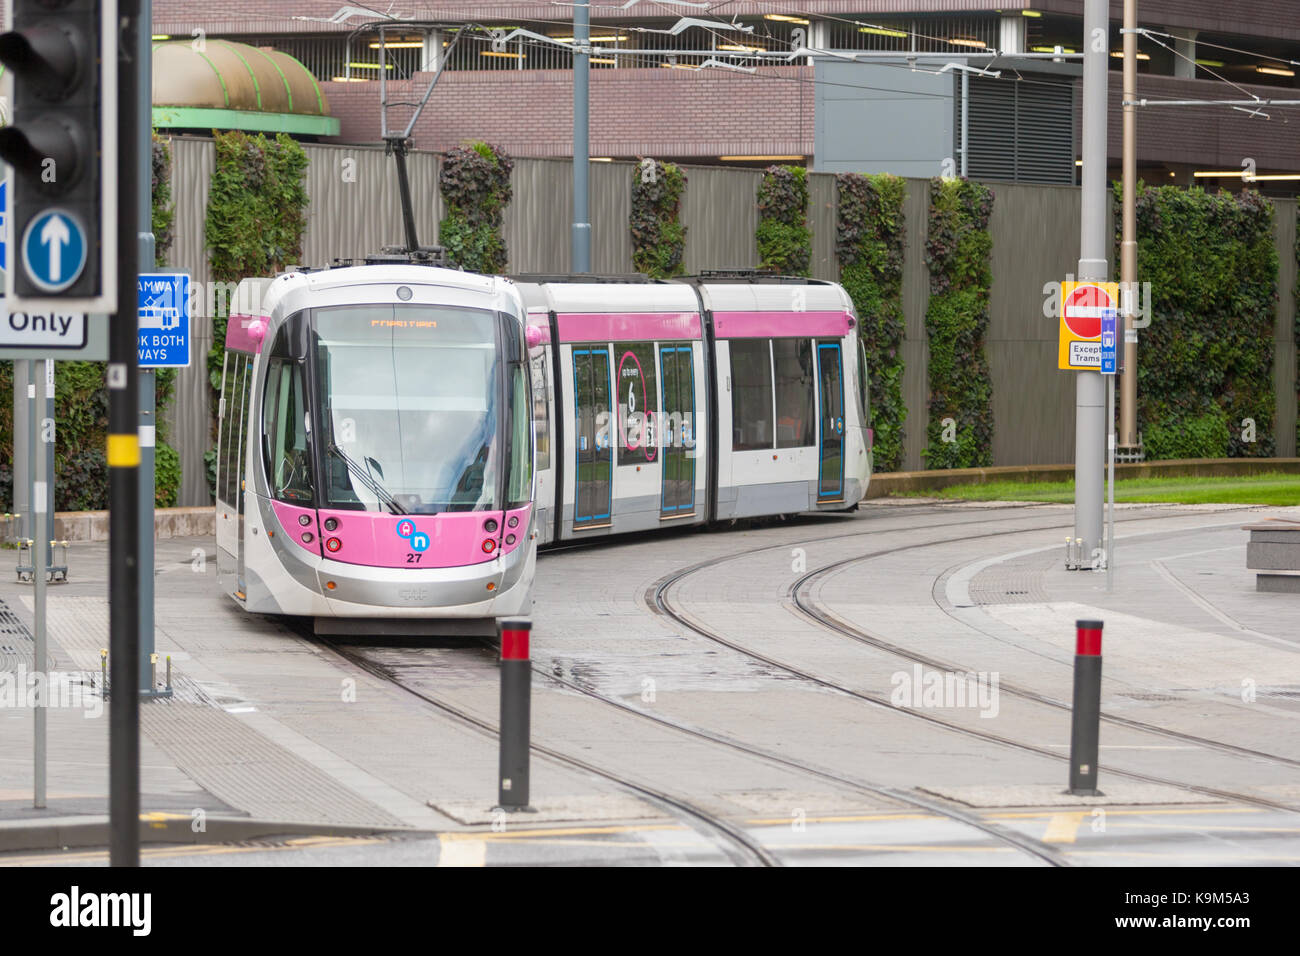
[323, 66, 816, 158]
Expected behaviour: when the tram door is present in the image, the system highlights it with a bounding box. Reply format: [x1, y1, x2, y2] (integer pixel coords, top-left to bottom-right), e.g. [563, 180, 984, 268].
[659, 344, 696, 517]
[816, 342, 845, 501]
[573, 347, 612, 526]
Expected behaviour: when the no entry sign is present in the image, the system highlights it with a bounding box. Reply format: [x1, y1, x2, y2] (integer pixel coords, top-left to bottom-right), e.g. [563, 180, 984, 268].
[1058, 281, 1118, 370]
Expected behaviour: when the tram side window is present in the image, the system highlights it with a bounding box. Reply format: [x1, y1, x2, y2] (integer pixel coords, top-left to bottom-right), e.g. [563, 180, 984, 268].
[266, 362, 314, 503]
[217, 355, 234, 504]
[530, 351, 550, 472]
[220, 355, 251, 506]
[857, 336, 871, 428]
[773, 338, 815, 449]
[508, 365, 533, 508]
[730, 339, 774, 451]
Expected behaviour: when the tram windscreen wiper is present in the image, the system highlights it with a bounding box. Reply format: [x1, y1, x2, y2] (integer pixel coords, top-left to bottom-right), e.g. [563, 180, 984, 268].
[327, 442, 407, 515]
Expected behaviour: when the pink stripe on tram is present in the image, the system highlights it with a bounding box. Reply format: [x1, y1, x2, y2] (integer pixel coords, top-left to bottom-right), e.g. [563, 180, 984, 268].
[713, 311, 851, 339]
[557, 312, 702, 343]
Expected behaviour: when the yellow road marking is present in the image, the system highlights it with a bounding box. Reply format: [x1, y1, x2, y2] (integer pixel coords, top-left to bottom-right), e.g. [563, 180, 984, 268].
[1103, 822, 1300, 833]
[440, 823, 685, 841]
[745, 812, 935, 826]
[1042, 812, 1087, 843]
[437, 836, 486, 867]
[986, 807, 1257, 820]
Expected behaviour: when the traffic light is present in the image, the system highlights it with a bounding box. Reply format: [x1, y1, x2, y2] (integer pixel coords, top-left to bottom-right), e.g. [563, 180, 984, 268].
[0, 0, 116, 311]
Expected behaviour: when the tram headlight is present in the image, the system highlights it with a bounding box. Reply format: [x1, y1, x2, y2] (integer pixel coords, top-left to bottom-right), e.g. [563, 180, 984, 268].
[481, 539, 497, 554]
[508, 516, 519, 528]
[506, 534, 516, 546]
[301, 532, 314, 544]
[323, 517, 338, 532]
[325, 537, 342, 553]
[298, 514, 311, 527]
[484, 518, 499, 533]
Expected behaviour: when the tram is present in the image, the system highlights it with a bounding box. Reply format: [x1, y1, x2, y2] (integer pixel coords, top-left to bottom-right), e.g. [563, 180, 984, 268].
[214, 267, 871, 634]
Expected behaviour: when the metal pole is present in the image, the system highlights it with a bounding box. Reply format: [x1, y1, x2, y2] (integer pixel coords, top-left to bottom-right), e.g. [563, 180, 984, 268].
[1074, 0, 1109, 566]
[1119, 0, 1139, 453]
[497, 619, 533, 810]
[960, 68, 969, 177]
[13, 361, 29, 540]
[43, 361, 53, 532]
[25, 364, 34, 556]
[110, 0, 143, 867]
[138, 0, 157, 695]
[1068, 620, 1104, 795]
[32, 360, 46, 808]
[1106, 375, 1115, 592]
[572, 5, 591, 273]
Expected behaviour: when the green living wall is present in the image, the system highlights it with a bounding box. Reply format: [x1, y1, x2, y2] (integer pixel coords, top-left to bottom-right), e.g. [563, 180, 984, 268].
[1124, 184, 1277, 459]
[630, 159, 687, 279]
[923, 178, 995, 469]
[1, 132, 181, 512]
[203, 130, 310, 496]
[756, 165, 811, 275]
[836, 173, 906, 472]
[438, 142, 513, 273]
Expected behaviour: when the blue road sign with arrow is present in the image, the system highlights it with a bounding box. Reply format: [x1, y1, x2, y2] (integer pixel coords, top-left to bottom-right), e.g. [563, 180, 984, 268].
[138, 273, 191, 368]
[21, 209, 87, 294]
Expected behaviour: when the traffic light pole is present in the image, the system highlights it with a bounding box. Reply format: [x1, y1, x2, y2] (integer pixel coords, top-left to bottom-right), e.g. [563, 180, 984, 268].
[109, 0, 142, 867]
[138, 0, 158, 696]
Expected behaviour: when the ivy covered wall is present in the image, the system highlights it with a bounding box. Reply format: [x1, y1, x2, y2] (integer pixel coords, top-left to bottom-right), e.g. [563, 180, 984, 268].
[923, 178, 995, 469]
[836, 173, 907, 472]
[1123, 184, 1278, 459]
[438, 142, 513, 273]
[756, 165, 812, 276]
[630, 159, 687, 279]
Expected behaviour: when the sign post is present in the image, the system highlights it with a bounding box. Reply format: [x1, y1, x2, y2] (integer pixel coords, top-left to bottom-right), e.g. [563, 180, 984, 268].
[136, 272, 188, 696]
[1060, 279, 1118, 572]
[1101, 306, 1117, 592]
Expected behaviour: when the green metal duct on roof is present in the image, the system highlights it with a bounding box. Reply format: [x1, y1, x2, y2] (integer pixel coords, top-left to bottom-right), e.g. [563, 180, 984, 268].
[152, 40, 340, 137]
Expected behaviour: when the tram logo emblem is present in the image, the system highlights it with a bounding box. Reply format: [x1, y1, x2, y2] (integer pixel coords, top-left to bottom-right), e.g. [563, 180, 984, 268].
[396, 519, 430, 552]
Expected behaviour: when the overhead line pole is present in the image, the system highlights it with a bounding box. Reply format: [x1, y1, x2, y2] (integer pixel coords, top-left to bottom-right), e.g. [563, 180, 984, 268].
[572, 4, 591, 273]
[1119, 0, 1140, 458]
[1074, 0, 1109, 568]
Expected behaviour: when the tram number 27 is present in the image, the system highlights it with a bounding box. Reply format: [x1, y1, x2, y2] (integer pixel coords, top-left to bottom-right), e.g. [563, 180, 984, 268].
[406, 553, 423, 563]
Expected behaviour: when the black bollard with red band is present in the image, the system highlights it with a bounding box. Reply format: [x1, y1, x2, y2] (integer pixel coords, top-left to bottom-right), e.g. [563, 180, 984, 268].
[497, 618, 533, 810]
[1068, 619, 1104, 795]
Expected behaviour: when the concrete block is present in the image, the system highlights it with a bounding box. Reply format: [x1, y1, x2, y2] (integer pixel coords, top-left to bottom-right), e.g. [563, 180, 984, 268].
[1257, 573, 1300, 593]
[1247, 541, 1300, 571]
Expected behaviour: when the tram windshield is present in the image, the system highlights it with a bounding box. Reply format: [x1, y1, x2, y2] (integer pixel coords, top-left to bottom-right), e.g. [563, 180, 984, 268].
[312, 305, 502, 513]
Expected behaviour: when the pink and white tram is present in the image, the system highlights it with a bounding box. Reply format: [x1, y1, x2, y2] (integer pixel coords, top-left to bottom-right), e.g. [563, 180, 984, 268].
[215, 266, 870, 635]
[517, 274, 872, 545]
[215, 265, 537, 635]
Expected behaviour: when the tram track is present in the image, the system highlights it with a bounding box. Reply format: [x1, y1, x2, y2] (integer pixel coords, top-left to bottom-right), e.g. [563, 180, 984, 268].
[303, 504, 1072, 867]
[646, 505, 1300, 819]
[797, 547, 1300, 770]
[313, 637, 780, 867]
[311, 503, 1286, 866]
